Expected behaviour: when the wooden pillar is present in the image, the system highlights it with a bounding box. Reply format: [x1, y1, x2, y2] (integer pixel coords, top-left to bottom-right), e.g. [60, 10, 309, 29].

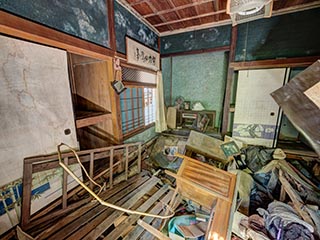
[107, 0, 116, 52]
[221, 26, 237, 136]
[21, 162, 33, 229]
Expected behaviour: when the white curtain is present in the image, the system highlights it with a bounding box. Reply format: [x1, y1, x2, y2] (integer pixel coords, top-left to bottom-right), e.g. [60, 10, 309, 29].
[155, 71, 167, 133]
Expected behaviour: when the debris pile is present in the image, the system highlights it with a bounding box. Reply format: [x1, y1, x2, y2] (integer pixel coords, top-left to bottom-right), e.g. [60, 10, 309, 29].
[146, 131, 320, 240]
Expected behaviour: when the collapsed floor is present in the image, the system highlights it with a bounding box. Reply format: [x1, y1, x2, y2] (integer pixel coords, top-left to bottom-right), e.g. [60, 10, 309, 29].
[2, 132, 320, 240]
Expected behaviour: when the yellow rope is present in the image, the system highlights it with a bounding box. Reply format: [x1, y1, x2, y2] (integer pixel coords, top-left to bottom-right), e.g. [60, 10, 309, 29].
[57, 143, 175, 219]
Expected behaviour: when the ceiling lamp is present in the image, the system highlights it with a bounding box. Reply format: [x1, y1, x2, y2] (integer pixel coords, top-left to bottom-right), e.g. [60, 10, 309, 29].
[227, 0, 273, 25]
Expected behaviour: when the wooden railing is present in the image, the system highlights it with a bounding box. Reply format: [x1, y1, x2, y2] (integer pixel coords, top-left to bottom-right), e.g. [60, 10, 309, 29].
[21, 142, 142, 230]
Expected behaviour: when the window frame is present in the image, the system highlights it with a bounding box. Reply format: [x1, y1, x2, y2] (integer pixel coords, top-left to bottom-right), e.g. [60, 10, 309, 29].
[120, 83, 156, 139]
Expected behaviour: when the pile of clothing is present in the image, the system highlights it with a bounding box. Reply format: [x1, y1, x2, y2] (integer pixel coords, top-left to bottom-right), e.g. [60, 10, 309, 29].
[229, 145, 320, 240]
[254, 201, 315, 240]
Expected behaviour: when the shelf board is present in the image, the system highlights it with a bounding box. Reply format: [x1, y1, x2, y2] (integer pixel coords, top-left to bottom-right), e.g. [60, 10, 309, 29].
[75, 110, 111, 128]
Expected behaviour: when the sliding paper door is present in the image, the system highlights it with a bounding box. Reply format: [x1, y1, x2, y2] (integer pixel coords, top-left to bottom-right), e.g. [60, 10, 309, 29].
[232, 68, 288, 147]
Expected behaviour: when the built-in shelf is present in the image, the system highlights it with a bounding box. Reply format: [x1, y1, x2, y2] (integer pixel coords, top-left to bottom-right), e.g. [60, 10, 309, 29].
[75, 110, 111, 128]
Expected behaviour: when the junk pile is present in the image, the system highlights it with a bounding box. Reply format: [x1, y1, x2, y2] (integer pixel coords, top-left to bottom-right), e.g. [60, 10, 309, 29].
[146, 131, 320, 240]
[229, 141, 320, 240]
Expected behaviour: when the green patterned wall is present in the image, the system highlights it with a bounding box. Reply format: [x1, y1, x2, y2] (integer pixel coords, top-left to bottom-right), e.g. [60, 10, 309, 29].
[161, 58, 172, 107]
[162, 51, 228, 128]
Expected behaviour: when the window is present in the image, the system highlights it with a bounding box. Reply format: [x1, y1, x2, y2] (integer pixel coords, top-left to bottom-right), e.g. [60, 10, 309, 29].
[120, 87, 156, 136]
[144, 88, 156, 125]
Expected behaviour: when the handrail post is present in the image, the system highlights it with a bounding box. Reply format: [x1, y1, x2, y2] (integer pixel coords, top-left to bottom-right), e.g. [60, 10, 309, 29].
[109, 149, 114, 188]
[21, 162, 33, 229]
[138, 143, 142, 173]
[62, 157, 68, 209]
[125, 146, 129, 181]
[89, 152, 94, 190]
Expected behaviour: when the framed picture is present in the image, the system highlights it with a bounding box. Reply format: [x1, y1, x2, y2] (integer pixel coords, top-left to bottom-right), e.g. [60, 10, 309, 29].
[126, 37, 160, 71]
[220, 141, 240, 158]
[111, 80, 126, 94]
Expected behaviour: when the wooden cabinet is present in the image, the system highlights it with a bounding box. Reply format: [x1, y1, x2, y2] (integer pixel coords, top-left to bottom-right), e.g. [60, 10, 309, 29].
[177, 110, 216, 132]
[69, 53, 122, 148]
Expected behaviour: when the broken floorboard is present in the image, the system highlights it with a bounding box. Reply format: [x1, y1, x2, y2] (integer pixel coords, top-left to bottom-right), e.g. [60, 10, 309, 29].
[18, 172, 177, 240]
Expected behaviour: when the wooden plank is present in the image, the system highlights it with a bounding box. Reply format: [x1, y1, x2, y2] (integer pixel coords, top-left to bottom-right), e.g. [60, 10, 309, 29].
[26, 198, 90, 232]
[31, 147, 134, 173]
[104, 185, 169, 240]
[160, 46, 230, 58]
[206, 199, 231, 239]
[47, 175, 150, 240]
[24, 142, 140, 164]
[29, 147, 140, 222]
[230, 56, 320, 70]
[36, 174, 145, 240]
[75, 112, 112, 128]
[278, 170, 314, 226]
[138, 144, 142, 173]
[167, 171, 221, 209]
[143, 0, 213, 18]
[21, 163, 33, 229]
[81, 176, 160, 240]
[110, 148, 114, 188]
[125, 146, 129, 180]
[123, 190, 176, 240]
[29, 160, 121, 223]
[280, 185, 286, 202]
[137, 220, 170, 240]
[89, 152, 94, 190]
[154, 10, 226, 27]
[139, 195, 181, 240]
[0, 11, 114, 60]
[168, 154, 237, 240]
[62, 157, 69, 209]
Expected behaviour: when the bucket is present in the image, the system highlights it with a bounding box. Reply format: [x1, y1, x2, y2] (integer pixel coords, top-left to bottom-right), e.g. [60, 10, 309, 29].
[168, 215, 205, 240]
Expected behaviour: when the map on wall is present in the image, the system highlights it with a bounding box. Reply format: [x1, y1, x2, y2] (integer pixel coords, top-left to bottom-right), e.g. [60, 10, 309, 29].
[0, 35, 79, 234]
[0, 0, 110, 47]
[114, 1, 159, 54]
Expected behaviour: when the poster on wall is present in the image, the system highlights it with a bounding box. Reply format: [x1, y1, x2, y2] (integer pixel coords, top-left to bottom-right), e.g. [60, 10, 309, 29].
[126, 37, 160, 71]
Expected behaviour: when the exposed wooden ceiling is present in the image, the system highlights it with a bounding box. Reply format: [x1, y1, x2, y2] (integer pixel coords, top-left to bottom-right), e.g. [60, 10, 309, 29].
[118, 0, 320, 35]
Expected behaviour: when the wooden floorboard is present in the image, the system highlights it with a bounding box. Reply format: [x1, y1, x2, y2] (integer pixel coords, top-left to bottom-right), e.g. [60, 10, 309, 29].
[104, 184, 170, 240]
[47, 175, 150, 240]
[35, 173, 147, 239]
[81, 176, 160, 240]
[19, 172, 182, 240]
[122, 190, 176, 240]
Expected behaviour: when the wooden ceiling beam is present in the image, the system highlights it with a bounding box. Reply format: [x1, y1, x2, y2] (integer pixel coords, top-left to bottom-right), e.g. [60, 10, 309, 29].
[143, 0, 214, 18]
[194, 2, 203, 25]
[145, 1, 174, 30]
[129, 0, 149, 7]
[167, 0, 186, 27]
[213, 0, 220, 21]
[154, 9, 226, 27]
